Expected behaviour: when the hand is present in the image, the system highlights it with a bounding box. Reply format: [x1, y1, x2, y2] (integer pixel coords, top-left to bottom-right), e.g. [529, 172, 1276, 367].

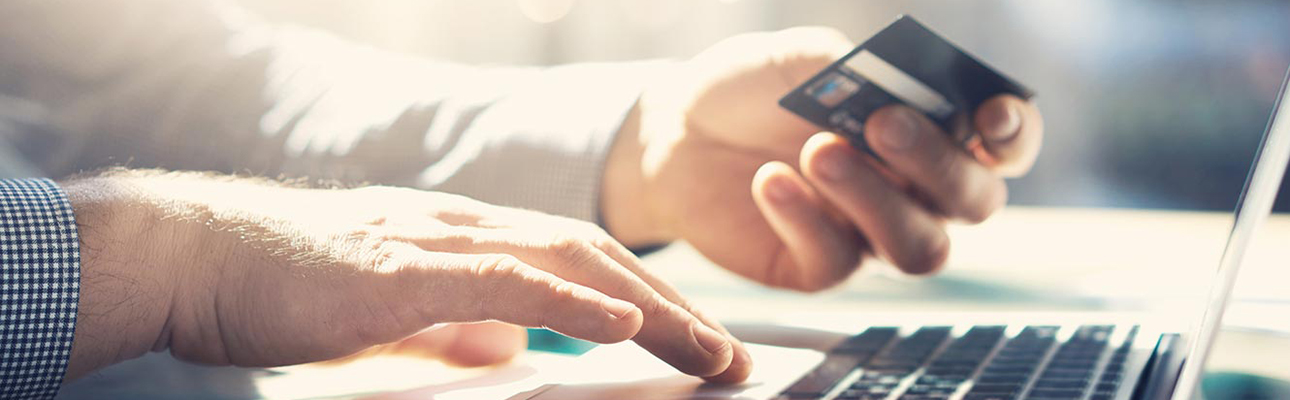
[61, 172, 751, 382]
[602, 27, 1044, 290]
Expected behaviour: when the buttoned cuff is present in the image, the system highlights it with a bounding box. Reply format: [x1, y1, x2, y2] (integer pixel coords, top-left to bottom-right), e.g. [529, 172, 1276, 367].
[0, 178, 80, 399]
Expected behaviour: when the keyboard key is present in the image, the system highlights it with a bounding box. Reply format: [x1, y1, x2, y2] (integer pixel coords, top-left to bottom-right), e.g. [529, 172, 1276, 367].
[976, 374, 1030, 384]
[966, 383, 1022, 394]
[983, 366, 1036, 375]
[920, 370, 972, 382]
[1038, 368, 1092, 380]
[1029, 388, 1086, 397]
[837, 388, 891, 400]
[870, 358, 924, 368]
[1033, 378, 1089, 389]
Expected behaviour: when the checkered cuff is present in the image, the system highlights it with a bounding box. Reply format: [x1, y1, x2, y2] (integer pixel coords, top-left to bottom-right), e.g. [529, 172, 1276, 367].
[0, 179, 79, 400]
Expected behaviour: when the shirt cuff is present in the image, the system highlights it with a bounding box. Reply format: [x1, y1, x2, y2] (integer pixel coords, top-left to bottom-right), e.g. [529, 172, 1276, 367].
[0, 178, 79, 399]
[420, 61, 673, 224]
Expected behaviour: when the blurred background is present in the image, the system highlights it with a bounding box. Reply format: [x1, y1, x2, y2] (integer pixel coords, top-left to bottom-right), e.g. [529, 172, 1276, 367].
[234, 0, 1290, 213]
[52, 1, 1290, 398]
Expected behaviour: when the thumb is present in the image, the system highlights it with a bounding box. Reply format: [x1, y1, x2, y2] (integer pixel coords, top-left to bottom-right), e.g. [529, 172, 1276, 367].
[390, 322, 528, 367]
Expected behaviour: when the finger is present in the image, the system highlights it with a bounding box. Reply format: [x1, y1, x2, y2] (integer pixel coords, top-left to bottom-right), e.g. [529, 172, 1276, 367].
[865, 105, 1008, 223]
[751, 161, 865, 291]
[800, 132, 951, 275]
[974, 95, 1044, 176]
[404, 231, 737, 378]
[406, 252, 644, 345]
[584, 235, 753, 383]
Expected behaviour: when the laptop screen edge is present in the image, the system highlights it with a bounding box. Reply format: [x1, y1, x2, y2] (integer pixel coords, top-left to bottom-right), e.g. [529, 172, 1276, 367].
[1169, 66, 1290, 400]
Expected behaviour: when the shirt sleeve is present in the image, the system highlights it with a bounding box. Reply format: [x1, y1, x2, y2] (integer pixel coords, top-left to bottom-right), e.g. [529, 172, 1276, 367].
[0, 178, 80, 399]
[0, 0, 669, 223]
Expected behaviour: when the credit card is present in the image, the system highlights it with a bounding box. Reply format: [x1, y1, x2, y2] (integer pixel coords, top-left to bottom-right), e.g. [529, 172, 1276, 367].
[779, 15, 1034, 155]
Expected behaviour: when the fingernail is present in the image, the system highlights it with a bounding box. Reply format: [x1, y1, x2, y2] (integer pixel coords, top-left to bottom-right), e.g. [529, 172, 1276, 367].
[765, 176, 799, 203]
[600, 298, 637, 319]
[983, 103, 1021, 141]
[817, 147, 855, 181]
[691, 322, 731, 355]
[878, 107, 920, 151]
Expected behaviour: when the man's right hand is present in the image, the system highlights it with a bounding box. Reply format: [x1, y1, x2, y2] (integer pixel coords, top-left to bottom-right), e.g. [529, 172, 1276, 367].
[61, 171, 751, 383]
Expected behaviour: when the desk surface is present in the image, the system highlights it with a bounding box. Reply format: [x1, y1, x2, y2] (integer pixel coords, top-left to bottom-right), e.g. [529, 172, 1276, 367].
[57, 207, 1290, 399]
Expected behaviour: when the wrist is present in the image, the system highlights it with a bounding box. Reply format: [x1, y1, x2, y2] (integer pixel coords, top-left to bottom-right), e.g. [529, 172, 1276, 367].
[603, 95, 687, 247]
[602, 100, 660, 247]
[61, 176, 181, 379]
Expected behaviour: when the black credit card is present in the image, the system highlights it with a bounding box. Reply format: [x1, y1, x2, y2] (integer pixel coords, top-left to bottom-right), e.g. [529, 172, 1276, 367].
[779, 16, 1034, 154]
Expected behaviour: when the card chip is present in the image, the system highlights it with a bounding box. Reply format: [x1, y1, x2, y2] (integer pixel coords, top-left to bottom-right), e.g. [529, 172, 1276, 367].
[806, 72, 861, 108]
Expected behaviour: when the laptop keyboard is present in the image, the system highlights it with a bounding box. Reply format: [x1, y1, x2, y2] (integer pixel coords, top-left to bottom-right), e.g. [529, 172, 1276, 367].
[778, 325, 1139, 400]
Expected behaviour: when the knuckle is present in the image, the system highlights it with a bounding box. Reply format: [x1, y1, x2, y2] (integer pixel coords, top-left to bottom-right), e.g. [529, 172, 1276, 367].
[343, 227, 407, 273]
[549, 279, 581, 301]
[586, 234, 620, 254]
[546, 236, 600, 270]
[642, 295, 674, 319]
[473, 254, 526, 282]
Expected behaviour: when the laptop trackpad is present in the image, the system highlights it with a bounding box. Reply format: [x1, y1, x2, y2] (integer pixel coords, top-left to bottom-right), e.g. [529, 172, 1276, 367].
[523, 343, 824, 400]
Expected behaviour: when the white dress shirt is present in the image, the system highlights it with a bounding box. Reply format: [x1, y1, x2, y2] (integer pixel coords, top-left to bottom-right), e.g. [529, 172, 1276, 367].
[0, 0, 663, 223]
